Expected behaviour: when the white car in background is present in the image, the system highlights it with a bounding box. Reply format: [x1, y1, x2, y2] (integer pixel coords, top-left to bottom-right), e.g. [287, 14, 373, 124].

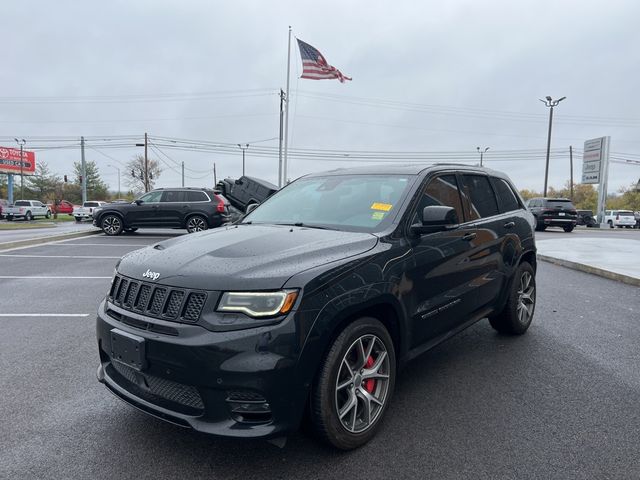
[604, 210, 636, 228]
[73, 201, 108, 222]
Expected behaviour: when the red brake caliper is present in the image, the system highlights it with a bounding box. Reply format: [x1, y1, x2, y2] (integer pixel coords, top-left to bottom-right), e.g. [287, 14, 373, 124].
[364, 356, 376, 393]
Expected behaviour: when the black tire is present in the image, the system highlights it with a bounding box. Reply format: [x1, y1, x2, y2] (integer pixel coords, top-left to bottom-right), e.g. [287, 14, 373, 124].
[311, 317, 396, 450]
[75, 217, 82, 222]
[489, 262, 536, 335]
[45, 210, 51, 219]
[608, 221, 614, 229]
[563, 225, 574, 232]
[535, 224, 546, 231]
[101, 214, 124, 236]
[25, 211, 33, 221]
[186, 215, 209, 233]
[7, 215, 13, 221]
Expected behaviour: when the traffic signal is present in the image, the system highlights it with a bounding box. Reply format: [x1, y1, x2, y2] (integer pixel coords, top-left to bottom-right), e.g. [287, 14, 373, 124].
[149, 171, 153, 180]
[131, 169, 135, 178]
[79, 175, 83, 184]
[64, 175, 68, 183]
[139, 169, 144, 179]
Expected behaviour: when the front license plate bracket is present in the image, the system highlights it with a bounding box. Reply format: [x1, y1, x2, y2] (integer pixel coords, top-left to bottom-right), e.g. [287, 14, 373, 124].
[110, 328, 146, 371]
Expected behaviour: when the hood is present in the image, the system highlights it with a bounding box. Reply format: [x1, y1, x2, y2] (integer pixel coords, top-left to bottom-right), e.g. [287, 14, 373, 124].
[117, 224, 378, 290]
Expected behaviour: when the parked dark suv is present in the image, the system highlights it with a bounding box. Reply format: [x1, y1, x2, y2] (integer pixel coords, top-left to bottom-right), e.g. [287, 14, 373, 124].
[96, 165, 537, 450]
[526, 197, 577, 232]
[93, 188, 230, 235]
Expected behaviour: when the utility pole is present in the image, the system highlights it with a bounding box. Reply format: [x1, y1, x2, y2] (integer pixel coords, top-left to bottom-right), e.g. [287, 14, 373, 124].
[181, 161, 185, 187]
[81, 136, 87, 203]
[540, 96, 566, 196]
[569, 145, 574, 200]
[108, 164, 121, 198]
[237, 143, 249, 176]
[144, 132, 149, 192]
[213, 162, 217, 186]
[278, 89, 285, 188]
[477, 146, 489, 167]
[283, 26, 292, 187]
[14, 138, 26, 200]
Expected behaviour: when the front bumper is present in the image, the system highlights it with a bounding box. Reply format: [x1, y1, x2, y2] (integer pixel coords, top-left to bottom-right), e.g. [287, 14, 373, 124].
[96, 299, 308, 438]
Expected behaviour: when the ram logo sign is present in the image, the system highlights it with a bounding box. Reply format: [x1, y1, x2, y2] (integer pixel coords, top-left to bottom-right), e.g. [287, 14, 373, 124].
[142, 269, 160, 281]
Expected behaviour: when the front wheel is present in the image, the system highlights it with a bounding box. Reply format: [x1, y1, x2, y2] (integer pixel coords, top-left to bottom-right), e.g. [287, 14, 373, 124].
[75, 217, 82, 222]
[311, 317, 396, 450]
[45, 210, 51, 219]
[563, 225, 574, 232]
[186, 215, 208, 233]
[101, 215, 124, 236]
[489, 262, 536, 335]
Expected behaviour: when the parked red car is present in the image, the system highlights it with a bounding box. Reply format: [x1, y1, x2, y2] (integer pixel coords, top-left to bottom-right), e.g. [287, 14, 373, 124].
[49, 200, 77, 215]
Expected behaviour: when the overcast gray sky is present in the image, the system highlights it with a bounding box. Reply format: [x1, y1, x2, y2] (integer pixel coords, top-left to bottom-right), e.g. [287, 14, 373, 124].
[3, 0, 640, 194]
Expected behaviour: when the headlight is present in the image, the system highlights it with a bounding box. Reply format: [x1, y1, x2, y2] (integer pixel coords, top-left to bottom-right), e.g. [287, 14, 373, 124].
[217, 290, 298, 318]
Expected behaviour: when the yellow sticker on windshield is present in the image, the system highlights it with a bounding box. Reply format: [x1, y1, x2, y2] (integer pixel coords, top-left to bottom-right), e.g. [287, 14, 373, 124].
[371, 211, 385, 220]
[371, 202, 392, 212]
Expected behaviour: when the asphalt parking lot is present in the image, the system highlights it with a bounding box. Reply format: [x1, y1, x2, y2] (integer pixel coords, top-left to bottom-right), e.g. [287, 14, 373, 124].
[1, 229, 640, 479]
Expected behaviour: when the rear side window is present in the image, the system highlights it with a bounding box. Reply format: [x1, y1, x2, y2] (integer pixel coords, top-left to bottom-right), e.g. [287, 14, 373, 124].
[161, 190, 184, 202]
[184, 191, 209, 202]
[460, 174, 500, 220]
[85, 202, 100, 207]
[15, 201, 30, 206]
[412, 174, 465, 225]
[491, 177, 521, 213]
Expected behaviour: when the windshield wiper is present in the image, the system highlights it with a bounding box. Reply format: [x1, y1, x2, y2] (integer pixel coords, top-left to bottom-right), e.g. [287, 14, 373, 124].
[276, 222, 333, 230]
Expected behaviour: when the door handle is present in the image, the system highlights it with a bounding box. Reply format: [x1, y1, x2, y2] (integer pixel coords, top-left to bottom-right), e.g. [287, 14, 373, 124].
[503, 221, 515, 229]
[461, 232, 477, 241]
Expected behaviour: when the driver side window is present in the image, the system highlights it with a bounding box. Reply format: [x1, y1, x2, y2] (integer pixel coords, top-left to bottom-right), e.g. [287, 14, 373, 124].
[412, 175, 464, 225]
[138, 191, 163, 203]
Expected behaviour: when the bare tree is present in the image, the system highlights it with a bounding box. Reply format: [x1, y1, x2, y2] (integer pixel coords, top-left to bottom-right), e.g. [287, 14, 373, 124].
[125, 154, 162, 193]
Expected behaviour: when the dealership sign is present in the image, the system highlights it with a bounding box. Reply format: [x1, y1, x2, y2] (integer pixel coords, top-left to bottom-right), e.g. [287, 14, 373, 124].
[581, 137, 608, 184]
[0, 146, 36, 175]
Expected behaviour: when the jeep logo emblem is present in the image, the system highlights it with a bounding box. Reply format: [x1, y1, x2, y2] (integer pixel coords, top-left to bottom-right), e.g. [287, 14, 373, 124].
[142, 269, 160, 281]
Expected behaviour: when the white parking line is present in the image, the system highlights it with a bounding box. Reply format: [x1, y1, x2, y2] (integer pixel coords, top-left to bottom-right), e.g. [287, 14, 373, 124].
[0, 276, 111, 279]
[0, 313, 90, 317]
[0, 254, 121, 259]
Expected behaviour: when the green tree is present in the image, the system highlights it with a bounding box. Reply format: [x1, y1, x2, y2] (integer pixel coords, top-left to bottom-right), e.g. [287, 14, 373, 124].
[26, 161, 60, 201]
[125, 154, 162, 193]
[73, 160, 109, 200]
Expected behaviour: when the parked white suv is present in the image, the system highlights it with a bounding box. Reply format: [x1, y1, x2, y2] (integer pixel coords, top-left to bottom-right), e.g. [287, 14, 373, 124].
[604, 210, 636, 228]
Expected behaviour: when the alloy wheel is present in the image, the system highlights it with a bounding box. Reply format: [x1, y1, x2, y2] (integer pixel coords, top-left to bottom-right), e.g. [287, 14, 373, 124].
[335, 334, 390, 434]
[517, 271, 535, 325]
[103, 216, 121, 235]
[187, 216, 207, 233]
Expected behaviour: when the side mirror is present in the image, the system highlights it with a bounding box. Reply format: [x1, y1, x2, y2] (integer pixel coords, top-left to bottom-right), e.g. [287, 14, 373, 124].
[245, 203, 260, 215]
[411, 205, 459, 235]
[134, 199, 143, 205]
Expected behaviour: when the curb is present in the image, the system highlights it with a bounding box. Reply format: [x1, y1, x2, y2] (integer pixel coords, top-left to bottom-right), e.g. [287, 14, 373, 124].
[538, 254, 640, 287]
[0, 229, 102, 252]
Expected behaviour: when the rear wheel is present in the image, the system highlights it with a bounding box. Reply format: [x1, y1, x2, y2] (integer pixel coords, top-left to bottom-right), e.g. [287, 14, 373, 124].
[311, 317, 395, 450]
[101, 215, 123, 236]
[45, 210, 51, 219]
[608, 220, 614, 228]
[489, 262, 536, 335]
[186, 215, 208, 233]
[563, 225, 574, 232]
[25, 211, 33, 221]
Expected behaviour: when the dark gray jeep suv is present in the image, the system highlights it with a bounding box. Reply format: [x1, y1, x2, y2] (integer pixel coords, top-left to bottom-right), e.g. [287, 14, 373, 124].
[96, 164, 537, 449]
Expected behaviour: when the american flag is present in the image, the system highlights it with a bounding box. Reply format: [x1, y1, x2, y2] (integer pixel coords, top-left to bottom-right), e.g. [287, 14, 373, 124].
[296, 39, 352, 83]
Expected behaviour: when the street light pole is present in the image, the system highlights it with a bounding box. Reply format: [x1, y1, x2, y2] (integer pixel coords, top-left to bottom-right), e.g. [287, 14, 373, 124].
[540, 96, 566, 196]
[476, 146, 489, 167]
[237, 143, 249, 176]
[108, 164, 121, 198]
[14, 138, 26, 199]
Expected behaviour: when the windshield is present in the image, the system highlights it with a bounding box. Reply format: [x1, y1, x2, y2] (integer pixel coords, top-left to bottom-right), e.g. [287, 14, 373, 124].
[243, 174, 414, 232]
[617, 211, 634, 216]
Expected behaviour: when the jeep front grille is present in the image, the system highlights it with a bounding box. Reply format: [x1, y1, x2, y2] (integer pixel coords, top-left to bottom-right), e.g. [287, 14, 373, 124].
[108, 274, 208, 323]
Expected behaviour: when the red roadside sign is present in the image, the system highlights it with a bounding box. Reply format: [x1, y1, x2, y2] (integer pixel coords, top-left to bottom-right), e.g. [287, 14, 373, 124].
[0, 146, 36, 175]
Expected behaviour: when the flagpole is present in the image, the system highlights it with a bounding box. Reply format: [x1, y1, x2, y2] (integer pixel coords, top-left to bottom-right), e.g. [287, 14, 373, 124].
[283, 26, 292, 186]
[278, 89, 284, 188]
